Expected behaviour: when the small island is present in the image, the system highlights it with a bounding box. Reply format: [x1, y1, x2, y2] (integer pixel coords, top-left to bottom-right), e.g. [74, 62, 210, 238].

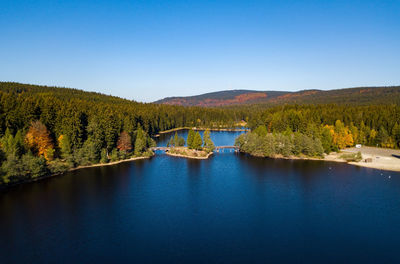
[164, 129, 215, 159]
[166, 147, 212, 159]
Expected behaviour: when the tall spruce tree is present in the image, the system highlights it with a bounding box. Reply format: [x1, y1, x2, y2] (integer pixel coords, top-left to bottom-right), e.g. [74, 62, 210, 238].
[203, 129, 215, 151]
[134, 126, 147, 155]
[174, 132, 179, 147]
[187, 129, 195, 149]
[192, 132, 203, 150]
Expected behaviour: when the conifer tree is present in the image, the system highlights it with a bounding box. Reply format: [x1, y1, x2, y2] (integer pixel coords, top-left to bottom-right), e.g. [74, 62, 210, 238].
[58, 134, 71, 158]
[203, 129, 215, 151]
[174, 132, 179, 147]
[192, 132, 203, 150]
[187, 129, 195, 149]
[134, 126, 147, 155]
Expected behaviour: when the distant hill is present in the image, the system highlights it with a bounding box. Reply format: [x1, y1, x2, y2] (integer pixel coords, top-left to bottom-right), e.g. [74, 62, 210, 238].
[154, 86, 400, 106]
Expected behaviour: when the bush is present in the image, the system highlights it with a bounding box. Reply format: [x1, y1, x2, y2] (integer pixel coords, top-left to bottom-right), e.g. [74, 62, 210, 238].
[1, 154, 24, 183]
[21, 154, 48, 179]
[340, 152, 362, 162]
[47, 160, 73, 174]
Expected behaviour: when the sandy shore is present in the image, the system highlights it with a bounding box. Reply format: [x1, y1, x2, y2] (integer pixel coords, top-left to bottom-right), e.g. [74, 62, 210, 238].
[70, 155, 153, 171]
[165, 152, 213, 160]
[241, 147, 400, 172]
[343, 147, 400, 172]
[289, 147, 400, 172]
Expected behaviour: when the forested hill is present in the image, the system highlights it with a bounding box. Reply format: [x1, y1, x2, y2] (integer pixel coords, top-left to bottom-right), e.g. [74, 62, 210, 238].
[154, 86, 400, 107]
[0, 82, 245, 135]
[0, 82, 133, 104]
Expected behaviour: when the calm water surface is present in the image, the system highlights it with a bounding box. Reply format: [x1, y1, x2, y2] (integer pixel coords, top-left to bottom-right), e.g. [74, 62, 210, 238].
[1, 131, 400, 263]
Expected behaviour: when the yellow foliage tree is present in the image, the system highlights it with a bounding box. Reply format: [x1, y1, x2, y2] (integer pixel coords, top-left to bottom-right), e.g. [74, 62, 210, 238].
[370, 129, 377, 142]
[326, 121, 355, 149]
[26, 120, 54, 161]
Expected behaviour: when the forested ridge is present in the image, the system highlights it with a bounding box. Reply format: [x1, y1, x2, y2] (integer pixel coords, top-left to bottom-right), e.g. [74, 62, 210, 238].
[155, 86, 400, 106]
[0, 82, 399, 186]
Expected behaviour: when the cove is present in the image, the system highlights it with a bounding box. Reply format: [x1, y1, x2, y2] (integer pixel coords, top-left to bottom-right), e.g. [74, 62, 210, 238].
[1, 131, 400, 263]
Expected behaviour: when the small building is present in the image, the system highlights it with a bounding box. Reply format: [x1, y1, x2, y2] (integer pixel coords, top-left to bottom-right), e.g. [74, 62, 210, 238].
[365, 158, 373, 163]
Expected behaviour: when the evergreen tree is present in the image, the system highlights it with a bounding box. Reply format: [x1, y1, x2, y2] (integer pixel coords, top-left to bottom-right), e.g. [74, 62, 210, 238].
[110, 149, 119, 162]
[253, 125, 268, 137]
[134, 126, 147, 155]
[187, 129, 195, 149]
[21, 153, 48, 179]
[377, 126, 390, 147]
[167, 136, 174, 147]
[1, 153, 24, 183]
[174, 132, 179, 147]
[0, 129, 25, 157]
[192, 132, 203, 150]
[58, 134, 71, 158]
[100, 149, 109, 163]
[104, 113, 119, 152]
[203, 129, 215, 151]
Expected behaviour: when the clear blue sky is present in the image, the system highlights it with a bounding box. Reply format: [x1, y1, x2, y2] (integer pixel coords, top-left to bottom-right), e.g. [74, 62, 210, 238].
[1, 0, 399, 102]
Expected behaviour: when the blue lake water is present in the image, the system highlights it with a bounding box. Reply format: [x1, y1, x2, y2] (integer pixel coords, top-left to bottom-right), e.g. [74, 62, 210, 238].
[1, 130, 400, 263]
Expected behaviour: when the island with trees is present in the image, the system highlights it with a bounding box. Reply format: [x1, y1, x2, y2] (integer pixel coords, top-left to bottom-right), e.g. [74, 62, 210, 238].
[165, 129, 215, 159]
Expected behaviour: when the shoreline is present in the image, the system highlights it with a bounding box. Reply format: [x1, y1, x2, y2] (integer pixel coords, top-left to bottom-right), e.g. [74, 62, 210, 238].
[347, 162, 400, 172]
[3, 146, 398, 190]
[165, 151, 213, 160]
[239, 150, 400, 172]
[69, 155, 153, 171]
[1, 154, 154, 190]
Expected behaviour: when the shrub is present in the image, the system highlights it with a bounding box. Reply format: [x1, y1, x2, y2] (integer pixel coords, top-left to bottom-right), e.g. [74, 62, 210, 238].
[340, 152, 362, 162]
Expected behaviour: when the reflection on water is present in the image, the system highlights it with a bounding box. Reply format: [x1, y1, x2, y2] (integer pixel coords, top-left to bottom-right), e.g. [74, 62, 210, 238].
[1, 131, 400, 263]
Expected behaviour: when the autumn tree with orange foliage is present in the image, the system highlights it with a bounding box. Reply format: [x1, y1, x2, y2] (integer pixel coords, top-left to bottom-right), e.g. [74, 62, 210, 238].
[324, 120, 354, 150]
[25, 121, 54, 160]
[116, 131, 132, 153]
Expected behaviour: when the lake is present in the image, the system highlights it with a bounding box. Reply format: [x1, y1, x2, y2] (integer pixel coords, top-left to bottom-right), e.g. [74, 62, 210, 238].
[1, 130, 400, 263]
